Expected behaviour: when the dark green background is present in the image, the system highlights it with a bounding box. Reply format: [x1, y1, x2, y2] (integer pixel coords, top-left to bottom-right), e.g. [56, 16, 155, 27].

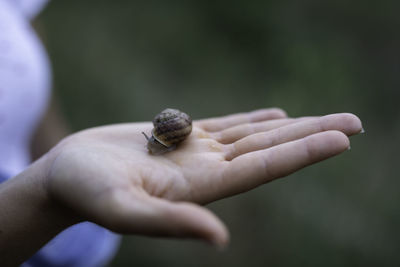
[38, 1, 399, 266]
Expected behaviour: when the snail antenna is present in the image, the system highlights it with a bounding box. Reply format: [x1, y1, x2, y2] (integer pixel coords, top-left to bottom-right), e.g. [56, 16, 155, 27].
[142, 132, 150, 141]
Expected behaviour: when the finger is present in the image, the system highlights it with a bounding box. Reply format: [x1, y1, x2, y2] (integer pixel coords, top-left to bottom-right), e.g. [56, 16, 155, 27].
[219, 131, 350, 198]
[216, 113, 361, 144]
[196, 108, 287, 132]
[97, 191, 229, 248]
[215, 117, 315, 144]
[226, 113, 362, 159]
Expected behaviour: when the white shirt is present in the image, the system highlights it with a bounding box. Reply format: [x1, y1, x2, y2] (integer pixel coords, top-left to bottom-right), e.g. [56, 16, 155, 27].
[12, 0, 49, 19]
[0, 2, 121, 266]
[0, 0, 51, 176]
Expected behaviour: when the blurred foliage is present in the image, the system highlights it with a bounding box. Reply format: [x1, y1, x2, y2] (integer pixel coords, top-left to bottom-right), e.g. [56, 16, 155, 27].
[38, 0, 399, 266]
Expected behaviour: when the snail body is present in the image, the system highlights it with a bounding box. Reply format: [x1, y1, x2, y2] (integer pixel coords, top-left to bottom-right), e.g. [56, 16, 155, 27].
[143, 108, 192, 154]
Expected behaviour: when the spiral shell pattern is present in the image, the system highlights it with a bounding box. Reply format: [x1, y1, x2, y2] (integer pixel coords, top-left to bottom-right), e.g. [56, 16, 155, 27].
[152, 108, 192, 147]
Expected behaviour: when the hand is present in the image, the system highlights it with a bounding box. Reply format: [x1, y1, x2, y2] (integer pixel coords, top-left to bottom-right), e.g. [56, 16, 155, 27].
[45, 108, 362, 247]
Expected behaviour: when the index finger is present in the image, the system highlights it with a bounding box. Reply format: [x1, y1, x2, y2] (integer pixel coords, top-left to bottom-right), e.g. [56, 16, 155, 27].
[196, 108, 287, 132]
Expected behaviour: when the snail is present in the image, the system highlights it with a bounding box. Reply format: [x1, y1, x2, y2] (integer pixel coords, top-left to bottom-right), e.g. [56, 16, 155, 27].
[142, 108, 192, 154]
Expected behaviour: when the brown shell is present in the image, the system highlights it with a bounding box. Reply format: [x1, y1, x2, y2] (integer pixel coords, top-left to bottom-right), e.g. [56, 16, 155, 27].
[152, 108, 192, 147]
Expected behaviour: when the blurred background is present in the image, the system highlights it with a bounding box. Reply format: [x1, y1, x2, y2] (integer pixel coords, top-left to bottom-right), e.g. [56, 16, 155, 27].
[36, 1, 399, 266]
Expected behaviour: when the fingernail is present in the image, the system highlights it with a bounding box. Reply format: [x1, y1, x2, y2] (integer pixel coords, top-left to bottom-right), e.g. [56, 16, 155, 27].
[347, 146, 351, 151]
[360, 128, 365, 134]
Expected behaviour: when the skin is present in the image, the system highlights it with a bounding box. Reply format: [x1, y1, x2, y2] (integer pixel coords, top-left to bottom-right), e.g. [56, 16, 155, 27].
[0, 108, 362, 266]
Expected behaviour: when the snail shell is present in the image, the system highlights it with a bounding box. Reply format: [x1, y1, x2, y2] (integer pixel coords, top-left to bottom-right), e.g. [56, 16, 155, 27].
[142, 108, 192, 154]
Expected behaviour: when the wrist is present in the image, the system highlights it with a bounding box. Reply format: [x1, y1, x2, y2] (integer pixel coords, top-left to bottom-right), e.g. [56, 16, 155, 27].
[28, 153, 81, 227]
[0, 154, 79, 265]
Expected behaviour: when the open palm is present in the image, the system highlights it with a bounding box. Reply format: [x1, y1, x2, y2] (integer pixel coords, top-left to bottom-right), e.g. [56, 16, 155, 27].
[46, 108, 362, 246]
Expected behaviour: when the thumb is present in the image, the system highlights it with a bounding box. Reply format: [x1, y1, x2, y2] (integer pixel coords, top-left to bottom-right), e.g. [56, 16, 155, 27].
[100, 191, 229, 248]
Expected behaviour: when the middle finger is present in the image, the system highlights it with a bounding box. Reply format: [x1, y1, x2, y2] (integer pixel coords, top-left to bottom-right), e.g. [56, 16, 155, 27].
[214, 117, 315, 144]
